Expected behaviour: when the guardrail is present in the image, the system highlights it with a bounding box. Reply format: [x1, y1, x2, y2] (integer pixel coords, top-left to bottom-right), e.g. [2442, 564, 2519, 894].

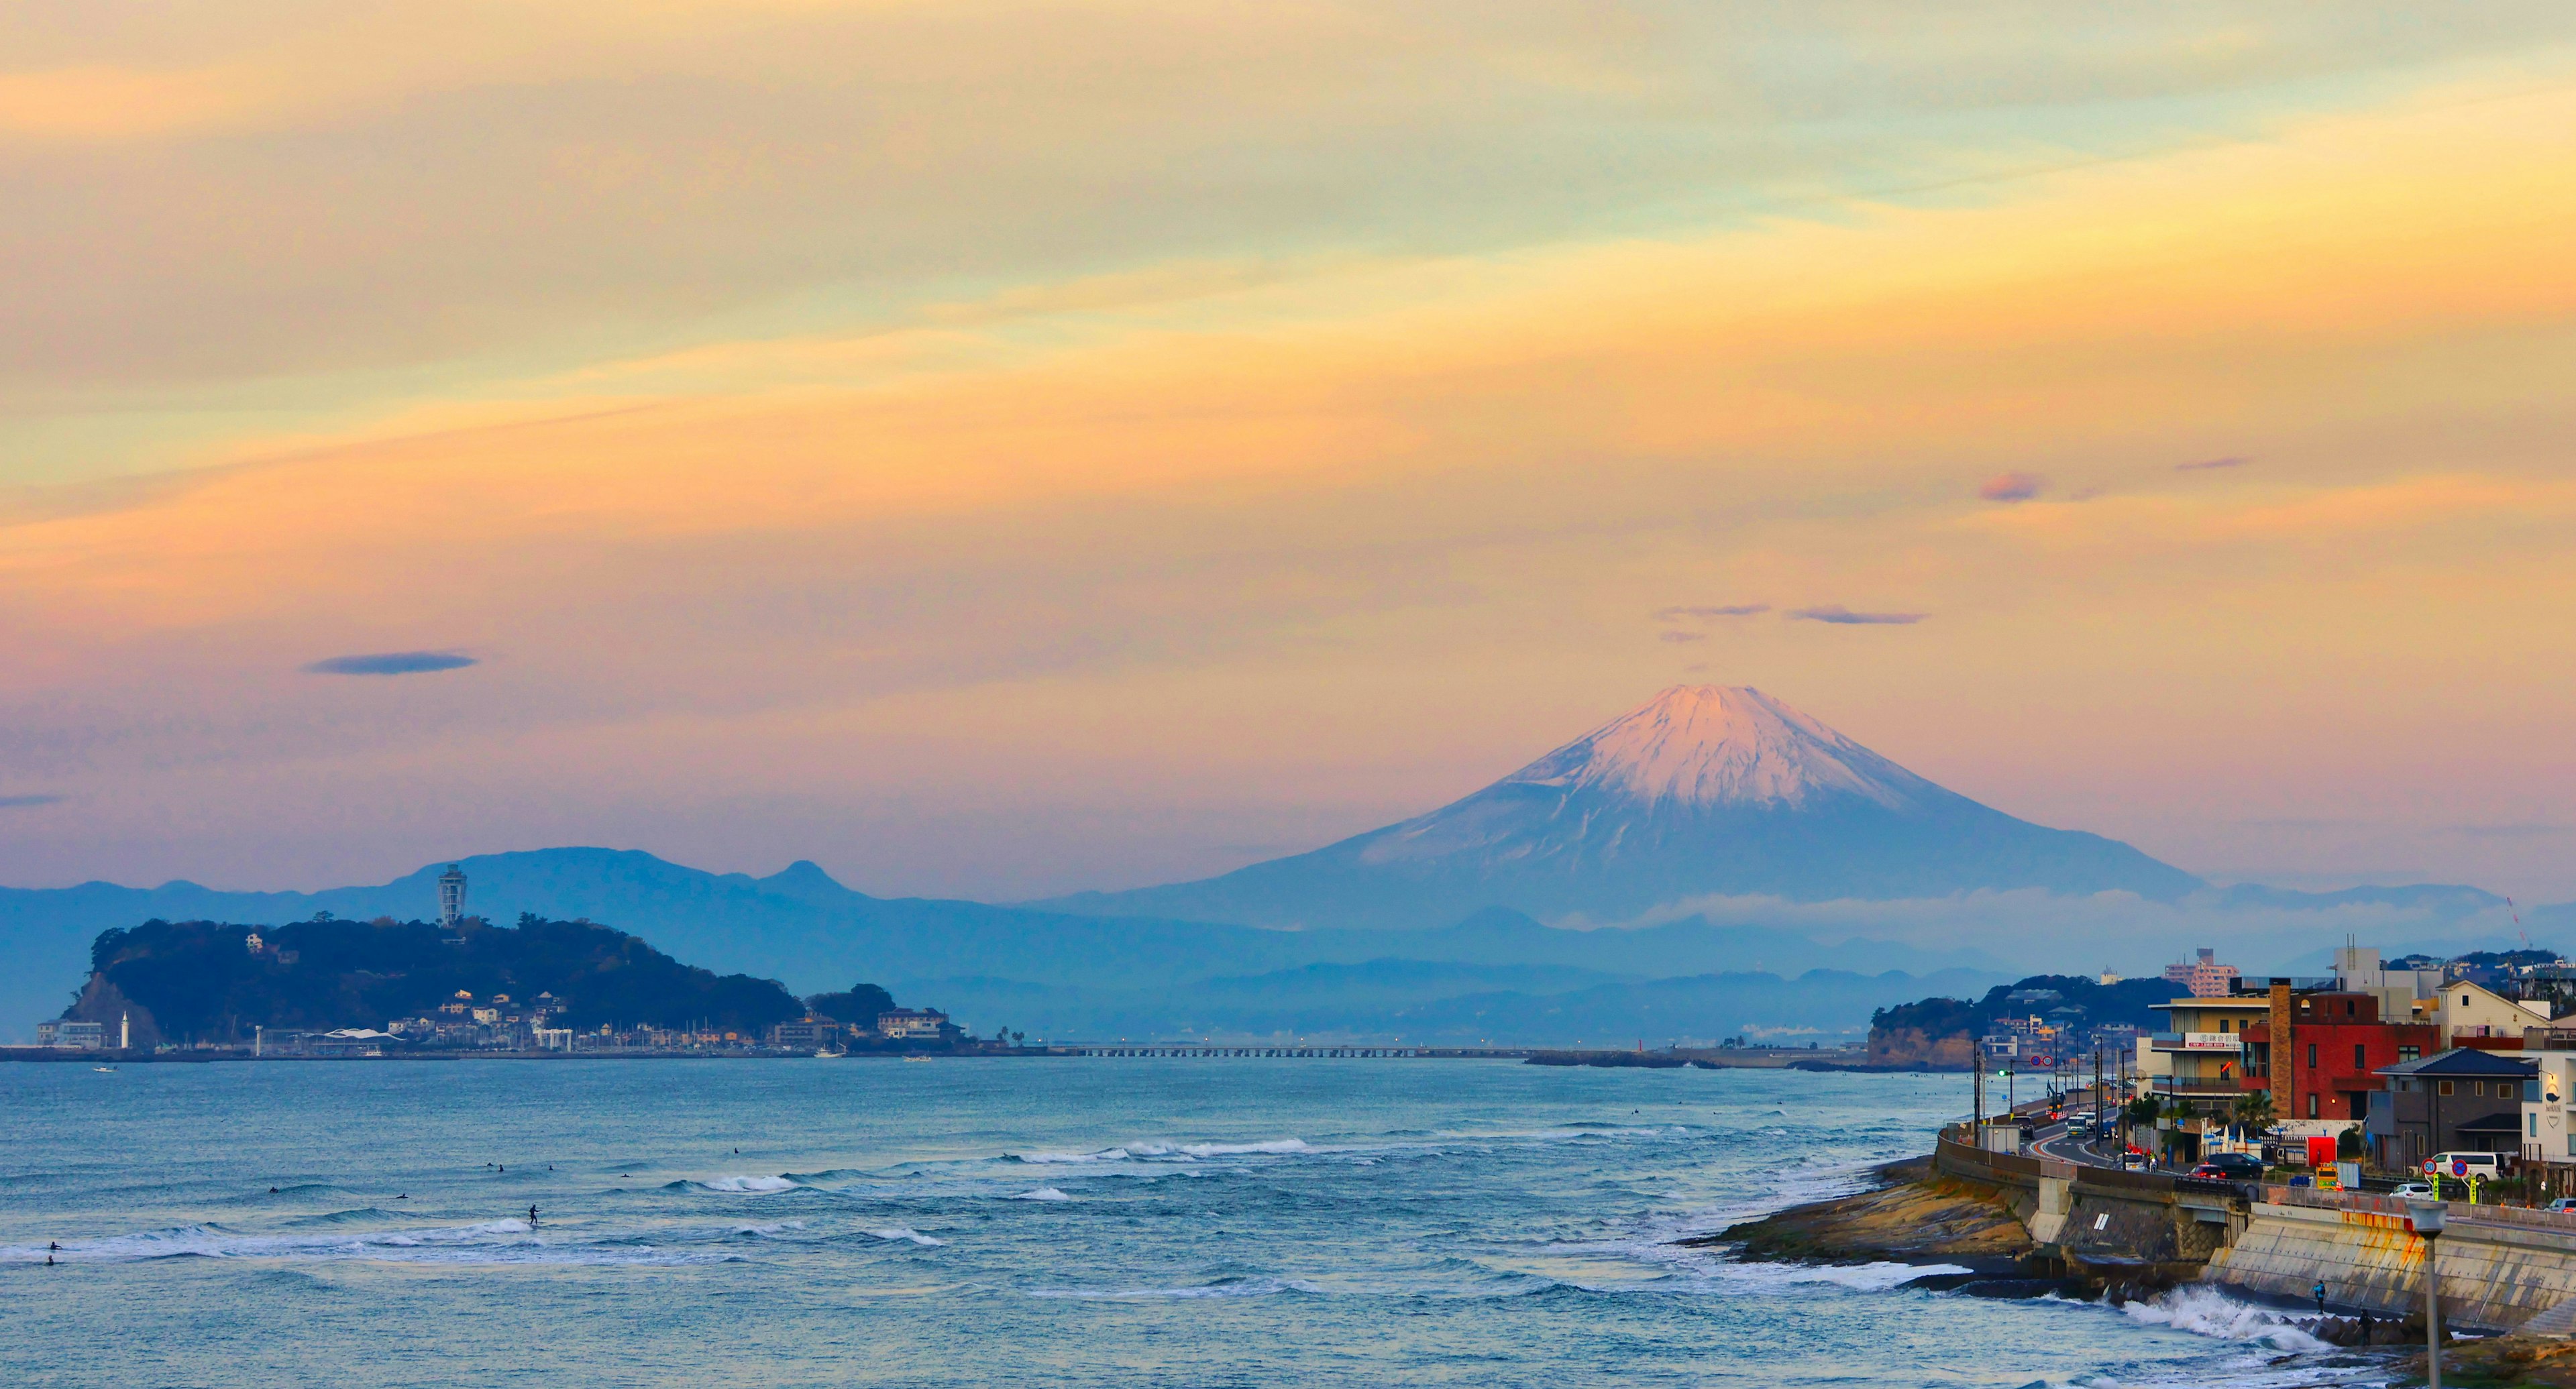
[2258, 1183, 2576, 1232]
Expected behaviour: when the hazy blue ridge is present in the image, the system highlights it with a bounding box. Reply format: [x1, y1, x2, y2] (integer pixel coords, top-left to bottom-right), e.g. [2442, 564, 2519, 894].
[3, 846, 2561, 1044]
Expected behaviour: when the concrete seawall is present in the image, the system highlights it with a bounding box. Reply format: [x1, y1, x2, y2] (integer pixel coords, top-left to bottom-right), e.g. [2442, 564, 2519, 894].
[2210, 1193, 2576, 1332]
[1934, 1131, 2576, 1332]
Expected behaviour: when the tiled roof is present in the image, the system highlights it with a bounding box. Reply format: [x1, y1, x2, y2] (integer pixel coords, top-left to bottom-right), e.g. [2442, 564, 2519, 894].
[2373, 1048, 2538, 1077]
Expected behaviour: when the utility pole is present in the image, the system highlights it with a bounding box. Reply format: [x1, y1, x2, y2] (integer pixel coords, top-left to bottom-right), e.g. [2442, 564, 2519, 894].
[1973, 1050, 1985, 1142]
[2411, 1200, 2446, 1389]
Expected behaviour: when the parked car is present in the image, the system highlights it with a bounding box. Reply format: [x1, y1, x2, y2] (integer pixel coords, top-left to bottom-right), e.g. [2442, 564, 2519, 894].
[2426, 1151, 2503, 1180]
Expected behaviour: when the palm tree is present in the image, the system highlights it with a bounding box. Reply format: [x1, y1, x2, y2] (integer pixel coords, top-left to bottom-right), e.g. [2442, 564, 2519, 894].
[2231, 1089, 2277, 1139]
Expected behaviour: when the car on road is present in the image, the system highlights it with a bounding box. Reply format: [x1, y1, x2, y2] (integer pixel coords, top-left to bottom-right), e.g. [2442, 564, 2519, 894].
[2196, 1152, 2265, 1180]
[2545, 1197, 2576, 1213]
[2392, 1181, 2437, 1199]
[2118, 1151, 2152, 1171]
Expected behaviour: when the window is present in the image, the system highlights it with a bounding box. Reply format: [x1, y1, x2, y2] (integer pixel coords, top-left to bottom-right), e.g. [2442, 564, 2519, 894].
[2308, 1044, 2318, 1068]
[2535, 1112, 2542, 1138]
[2308, 1093, 2320, 1119]
[2345, 1000, 2357, 1017]
[2402, 1046, 2422, 1062]
[2356, 1044, 2367, 1069]
[2438, 1080, 2455, 1096]
[2473, 1081, 2486, 1097]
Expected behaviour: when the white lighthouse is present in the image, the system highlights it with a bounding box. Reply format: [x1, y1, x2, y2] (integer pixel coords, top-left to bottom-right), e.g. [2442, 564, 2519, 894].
[437, 864, 467, 929]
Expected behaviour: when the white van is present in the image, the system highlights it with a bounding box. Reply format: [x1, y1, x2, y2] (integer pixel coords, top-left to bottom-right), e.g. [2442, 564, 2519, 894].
[2426, 1152, 2504, 1179]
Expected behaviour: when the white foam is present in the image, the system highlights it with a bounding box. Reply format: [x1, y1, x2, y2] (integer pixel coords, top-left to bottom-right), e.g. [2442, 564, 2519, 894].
[2116, 1286, 2335, 1352]
[1019, 1148, 1131, 1164]
[700, 1174, 798, 1193]
[1177, 1139, 1311, 1158]
[865, 1227, 947, 1247]
[1026, 1278, 1322, 1300]
[1012, 1188, 1073, 1202]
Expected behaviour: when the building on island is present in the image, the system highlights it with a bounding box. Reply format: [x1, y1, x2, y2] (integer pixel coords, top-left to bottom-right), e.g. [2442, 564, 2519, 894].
[769, 1016, 841, 1050]
[36, 1019, 105, 1048]
[437, 864, 467, 929]
[877, 1008, 950, 1040]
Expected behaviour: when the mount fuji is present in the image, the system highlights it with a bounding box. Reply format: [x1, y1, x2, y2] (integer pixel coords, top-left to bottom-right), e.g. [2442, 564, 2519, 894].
[1040, 685, 2205, 928]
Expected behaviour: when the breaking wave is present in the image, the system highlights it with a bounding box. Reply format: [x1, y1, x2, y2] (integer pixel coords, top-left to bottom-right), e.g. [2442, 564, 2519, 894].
[864, 1228, 947, 1247]
[2117, 1286, 2336, 1352]
[1026, 1276, 1323, 1300]
[1012, 1188, 1073, 1202]
[695, 1175, 800, 1194]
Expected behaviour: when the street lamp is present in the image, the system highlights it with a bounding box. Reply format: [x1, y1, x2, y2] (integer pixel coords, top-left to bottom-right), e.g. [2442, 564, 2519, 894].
[2409, 1199, 2447, 1389]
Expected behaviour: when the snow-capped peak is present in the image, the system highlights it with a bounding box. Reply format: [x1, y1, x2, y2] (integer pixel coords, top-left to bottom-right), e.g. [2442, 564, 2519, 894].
[1495, 685, 1933, 810]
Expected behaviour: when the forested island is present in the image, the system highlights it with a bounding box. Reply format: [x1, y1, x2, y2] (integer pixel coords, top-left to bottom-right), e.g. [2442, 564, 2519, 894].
[62, 914, 821, 1048]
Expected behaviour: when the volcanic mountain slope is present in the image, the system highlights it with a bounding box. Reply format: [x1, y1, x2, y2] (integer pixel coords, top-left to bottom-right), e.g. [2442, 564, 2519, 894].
[1040, 685, 2205, 928]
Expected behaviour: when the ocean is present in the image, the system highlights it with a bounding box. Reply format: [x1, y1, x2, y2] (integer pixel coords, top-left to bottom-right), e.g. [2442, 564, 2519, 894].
[3, 1059, 2388, 1387]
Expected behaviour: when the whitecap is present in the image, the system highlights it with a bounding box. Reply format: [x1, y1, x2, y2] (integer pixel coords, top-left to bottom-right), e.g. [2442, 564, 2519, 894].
[1026, 1277, 1321, 1300]
[1012, 1188, 1073, 1202]
[865, 1227, 947, 1246]
[1176, 1139, 1311, 1158]
[698, 1174, 798, 1194]
[1017, 1148, 1131, 1164]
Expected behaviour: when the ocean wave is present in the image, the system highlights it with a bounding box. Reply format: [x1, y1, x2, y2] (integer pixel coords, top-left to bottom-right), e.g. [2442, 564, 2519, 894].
[1026, 1276, 1322, 1300]
[2115, 1286, 2335, 1352]
[696, 1174, 799, 1194]
[1011, 1188, 1073, 1202]
[1172, 1139, 1312, 1159]
[286, 1207, 403, 1227]
[865, 1227, 947, 1246]
[1015, 1148, 1131, 1164]
[0, 1218, 728, 1268]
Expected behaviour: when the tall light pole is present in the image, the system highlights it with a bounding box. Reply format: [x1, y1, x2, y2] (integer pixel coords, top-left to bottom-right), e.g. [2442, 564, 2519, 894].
[2410, 1199, 2446, 1389]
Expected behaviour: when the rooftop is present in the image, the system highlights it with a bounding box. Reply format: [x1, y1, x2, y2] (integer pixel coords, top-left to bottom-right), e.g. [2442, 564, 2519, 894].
[2373, 1048, 2538, 1078]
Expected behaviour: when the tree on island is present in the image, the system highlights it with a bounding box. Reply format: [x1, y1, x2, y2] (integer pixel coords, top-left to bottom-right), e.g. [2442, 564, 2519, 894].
[78, 915, 802, 1042]
[802, 982, 895, 1023]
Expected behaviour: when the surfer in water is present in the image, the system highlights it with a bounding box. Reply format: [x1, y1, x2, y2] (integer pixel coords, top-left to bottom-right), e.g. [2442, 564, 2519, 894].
[528, 1205, 539, 1226]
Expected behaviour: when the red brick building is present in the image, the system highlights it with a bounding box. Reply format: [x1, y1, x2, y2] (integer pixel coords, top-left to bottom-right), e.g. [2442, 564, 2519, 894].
[2287, 991, 2438, 1122]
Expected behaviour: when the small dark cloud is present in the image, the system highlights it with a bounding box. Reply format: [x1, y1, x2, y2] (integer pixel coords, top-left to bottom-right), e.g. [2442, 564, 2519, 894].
[303, 651, 479, 676]
[1978, 471, 2043, 502]
[0, 793, 64, 809]
[1654, 604, 1768, 621]
[1659, 630, 1708, 643]
[2177, 456, 2250, 471]
[1786, 605, 1927, 626]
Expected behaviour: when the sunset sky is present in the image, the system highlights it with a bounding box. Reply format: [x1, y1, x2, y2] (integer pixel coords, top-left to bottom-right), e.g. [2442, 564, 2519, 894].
[3, 2, 2573, 901]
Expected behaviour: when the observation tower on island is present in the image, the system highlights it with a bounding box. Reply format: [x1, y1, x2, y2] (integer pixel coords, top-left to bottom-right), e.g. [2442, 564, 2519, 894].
[437, 865, 467, 929]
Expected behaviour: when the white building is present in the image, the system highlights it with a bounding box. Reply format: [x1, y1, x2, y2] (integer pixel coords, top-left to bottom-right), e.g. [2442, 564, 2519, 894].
[876, 1008, 949, 1040]
[2430, 979, 2551, 1045]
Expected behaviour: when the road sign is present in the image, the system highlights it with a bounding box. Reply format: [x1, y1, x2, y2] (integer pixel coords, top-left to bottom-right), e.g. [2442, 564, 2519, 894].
[2453, 1160, 2471, 1177]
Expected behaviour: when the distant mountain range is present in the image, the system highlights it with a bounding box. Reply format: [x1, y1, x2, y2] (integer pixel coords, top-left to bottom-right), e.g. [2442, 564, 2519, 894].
[1037, 685, 2204, 929]
[4, 685, 2563, 1043]
[0, 847, 2008, 1042]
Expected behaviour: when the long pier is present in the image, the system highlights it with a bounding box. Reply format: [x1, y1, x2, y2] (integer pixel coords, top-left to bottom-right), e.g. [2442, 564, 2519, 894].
[1064, 1045, 1533, 1059]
